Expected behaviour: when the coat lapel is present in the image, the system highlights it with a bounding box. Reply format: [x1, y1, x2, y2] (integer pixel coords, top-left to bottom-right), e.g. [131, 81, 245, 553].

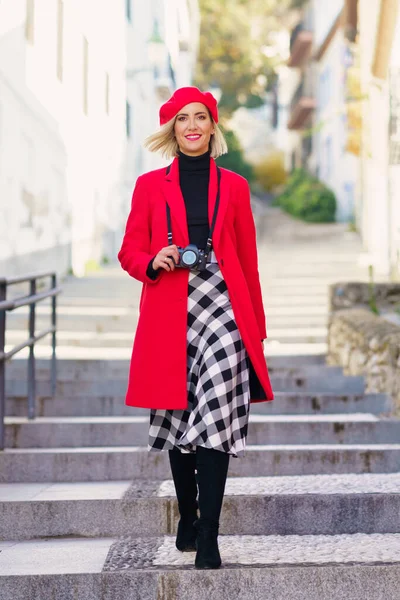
[162, 155, 229, 250]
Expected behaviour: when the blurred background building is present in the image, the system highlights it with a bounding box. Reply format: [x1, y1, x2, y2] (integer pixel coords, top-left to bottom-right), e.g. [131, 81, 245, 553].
[275, 0, 400, 278]
[123, 0, 199, 252]
[0, 0, 199, 278]
[1, 0, 400, 280]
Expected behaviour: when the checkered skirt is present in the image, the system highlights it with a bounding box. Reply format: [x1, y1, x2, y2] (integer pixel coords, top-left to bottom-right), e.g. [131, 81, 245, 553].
[148, 250, 250, 458]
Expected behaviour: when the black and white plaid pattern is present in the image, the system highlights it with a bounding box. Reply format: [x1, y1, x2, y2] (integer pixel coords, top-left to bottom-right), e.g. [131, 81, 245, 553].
[148, 250, 250, 458]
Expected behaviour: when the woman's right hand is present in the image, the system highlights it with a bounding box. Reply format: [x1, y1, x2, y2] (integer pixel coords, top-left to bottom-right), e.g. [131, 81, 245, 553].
[152, 244, 180, 272]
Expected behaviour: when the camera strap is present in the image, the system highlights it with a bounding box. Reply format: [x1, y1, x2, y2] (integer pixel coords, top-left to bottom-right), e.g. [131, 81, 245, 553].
[165, 163, 221, 258]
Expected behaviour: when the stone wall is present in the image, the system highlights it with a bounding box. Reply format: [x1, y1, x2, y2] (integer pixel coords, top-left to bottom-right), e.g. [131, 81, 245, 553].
[330, 282, 400, 312]
[328, 303, 400, 416]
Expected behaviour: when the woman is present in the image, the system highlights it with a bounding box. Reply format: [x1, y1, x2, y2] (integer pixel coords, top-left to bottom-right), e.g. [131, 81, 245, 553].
[118, 86, 274, 570]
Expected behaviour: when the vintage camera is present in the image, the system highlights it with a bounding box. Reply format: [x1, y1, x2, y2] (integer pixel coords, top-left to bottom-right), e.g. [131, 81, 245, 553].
[170, 243, 208, 271]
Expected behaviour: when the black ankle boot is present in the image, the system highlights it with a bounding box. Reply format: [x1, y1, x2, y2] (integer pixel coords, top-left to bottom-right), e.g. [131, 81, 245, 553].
[193, 518, 221, 569]
[175, 499, 198, 552]
[168, 448, 198, 552]
[194, 446, 230, 569]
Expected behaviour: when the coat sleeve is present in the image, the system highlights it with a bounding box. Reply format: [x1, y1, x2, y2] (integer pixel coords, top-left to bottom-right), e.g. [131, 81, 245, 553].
[234, 179, 267, 339]
[118, 175, 163, 285]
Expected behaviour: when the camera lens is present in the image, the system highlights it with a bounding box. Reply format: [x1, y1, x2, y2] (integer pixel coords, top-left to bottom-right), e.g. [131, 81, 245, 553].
[182, 250, 197, 266]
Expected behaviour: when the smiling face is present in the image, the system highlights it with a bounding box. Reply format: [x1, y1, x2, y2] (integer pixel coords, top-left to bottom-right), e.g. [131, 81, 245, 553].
[174, 102, 215, 156]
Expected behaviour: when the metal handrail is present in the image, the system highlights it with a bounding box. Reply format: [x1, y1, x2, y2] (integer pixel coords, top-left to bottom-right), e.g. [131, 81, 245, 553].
[0, 272, 61, 450]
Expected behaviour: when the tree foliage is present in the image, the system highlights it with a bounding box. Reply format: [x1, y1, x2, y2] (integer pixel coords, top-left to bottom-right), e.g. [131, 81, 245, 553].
[216, 127, 254, 182]
[195, 0, 298, 116]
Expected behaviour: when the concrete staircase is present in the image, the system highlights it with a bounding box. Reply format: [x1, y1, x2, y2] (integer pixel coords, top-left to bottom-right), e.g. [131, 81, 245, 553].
[2, 207, 399, 597]
[2, 356, 400, 599]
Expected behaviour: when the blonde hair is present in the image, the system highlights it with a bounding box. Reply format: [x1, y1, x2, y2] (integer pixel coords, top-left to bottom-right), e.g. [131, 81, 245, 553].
[143, 113, 228, 159]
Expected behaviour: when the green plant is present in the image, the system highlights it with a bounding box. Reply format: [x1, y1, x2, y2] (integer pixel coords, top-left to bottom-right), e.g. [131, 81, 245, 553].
[273, 168, 337, 223]
[368, 264, 379, 315]
[101, 255, 110, 265]
[216, 127, 254, 181]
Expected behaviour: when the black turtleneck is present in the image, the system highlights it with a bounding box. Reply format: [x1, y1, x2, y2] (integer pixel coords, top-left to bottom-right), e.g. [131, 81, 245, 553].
[178, 148, 210, 249]
[146, 149, 210, 280]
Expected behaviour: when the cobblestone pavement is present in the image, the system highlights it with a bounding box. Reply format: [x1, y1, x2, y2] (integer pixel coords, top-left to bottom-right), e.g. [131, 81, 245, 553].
[157, 472, 400, 497]
[103, 533, 400, 571]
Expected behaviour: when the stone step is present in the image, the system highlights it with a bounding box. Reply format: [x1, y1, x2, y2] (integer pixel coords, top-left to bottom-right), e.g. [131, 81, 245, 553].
[2, 473, 400, 540]
[6, 314, 138, 333]
[260, 252, 365, 262]
[8, 305, 138, 317]
[6, 330, 139, 348]
[5, 414, 395, 448]
[6, 392, 391, 418]
[271, 374, 364, 393]
[5, 329, 329, 347]
[261, 277, 364, 287]
[266, 315, 329, 327]
[265, 295, 328, 306]
[5, 356, 332, 381]
[266, 328, 328, 344]
[2, 444, 400, 482]
[56, 291, 326, 306]
[7, 343, 330, 360]
[265, 342, 328, 356]
[5, 313, 331, 331]
[266, 305, 329, 315]
[1, 534, 399, 600]
[5, 374, 365, 397]
[3, 343, 329, 360]
[263, 265, 367, 275]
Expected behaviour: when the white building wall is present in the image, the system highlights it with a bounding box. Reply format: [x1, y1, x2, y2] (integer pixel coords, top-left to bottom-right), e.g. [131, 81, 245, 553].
[0, 0, 127, 277]
[275, 64, 302, 171]
[358, 0, 392, 276]
[314, 26, 359, 221]
[122, 0, 199, 240]
[313, 0, 343, 49]
[388, 11, 400, 279]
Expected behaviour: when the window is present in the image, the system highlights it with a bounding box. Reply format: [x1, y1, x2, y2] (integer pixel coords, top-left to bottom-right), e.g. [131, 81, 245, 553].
[105, 73, 110, 115]
[324, 136, 332, 178]
[57, 0, 64, 81]
[319, 66, 331, 112]
[83, 36, 89, 115]
[126, 101, 131, 138]
[25, 0, 34, 44]
[343, 182, 355, 214]
[126, 0, 132, 22]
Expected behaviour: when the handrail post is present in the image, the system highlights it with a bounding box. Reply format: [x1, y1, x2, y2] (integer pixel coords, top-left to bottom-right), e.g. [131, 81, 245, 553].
[0, 279, 6, 450]
[51, 274, 57, 396]
[27, 279, 36, 420]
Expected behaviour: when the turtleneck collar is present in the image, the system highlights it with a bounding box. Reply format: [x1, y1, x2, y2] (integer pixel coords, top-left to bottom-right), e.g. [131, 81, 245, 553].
[178, 149, 211, 171]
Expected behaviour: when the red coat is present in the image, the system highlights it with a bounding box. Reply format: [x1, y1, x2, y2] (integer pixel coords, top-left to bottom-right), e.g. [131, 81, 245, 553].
[118, 155, 274, 409]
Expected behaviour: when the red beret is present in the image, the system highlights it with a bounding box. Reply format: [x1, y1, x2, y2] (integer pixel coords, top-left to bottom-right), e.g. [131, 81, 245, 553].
[159, 86, 219, 125]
